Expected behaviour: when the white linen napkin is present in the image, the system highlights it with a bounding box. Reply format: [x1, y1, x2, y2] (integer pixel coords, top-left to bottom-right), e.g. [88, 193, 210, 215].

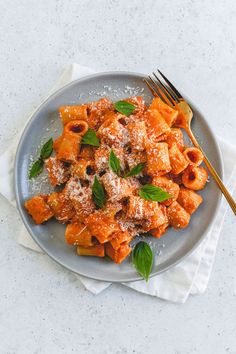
[1, 63, 236, 303]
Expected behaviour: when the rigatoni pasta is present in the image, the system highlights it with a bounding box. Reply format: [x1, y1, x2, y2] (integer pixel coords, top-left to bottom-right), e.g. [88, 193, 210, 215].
[127, 121, 147, 151]
[165, 128, 184, 151]
[177, 187, 203, 214]
[183, 147, 204, 166]
[25, 195, 54, 225]
[77, 244, 105, 257]
[25, 95, 208, 264]
[168, 143, 189, 174]
[146, 142, 171, 176]
[65, 223, 93, 247]
[182, 166, 208, 190]
[167, 201, 191, 229]
[149, 97, 178, 127]
[144, 109, 170, 140]
[59, 104, 88, 125]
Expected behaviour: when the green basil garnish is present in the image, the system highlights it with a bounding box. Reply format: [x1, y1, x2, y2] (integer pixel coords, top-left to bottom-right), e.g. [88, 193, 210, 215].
[81, 128, 100, 147]
[92, 176, 106, 209]
[132, 241, 153, 281]
[125, 163, 146, 178]
[29, 138, 53, 179]
[108, 150, 121, 176]
[114, 100, 135, 116]
[29, 159, 44, 179]
[139, 184, 172, 202]
[40, 138, 53, 159]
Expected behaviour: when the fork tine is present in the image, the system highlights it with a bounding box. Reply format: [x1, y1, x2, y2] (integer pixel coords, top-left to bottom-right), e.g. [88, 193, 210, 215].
[143, 78, 160, 98]
[145, 77, 167, 103]
[152, 72, 177, 104]
[149, 76, 174, 107]
[148, 76, 169, 105]
[157, 69, 183, 99]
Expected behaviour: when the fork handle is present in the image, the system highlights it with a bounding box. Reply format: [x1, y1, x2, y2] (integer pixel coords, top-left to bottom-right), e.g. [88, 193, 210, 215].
[187, 128, 236, 215]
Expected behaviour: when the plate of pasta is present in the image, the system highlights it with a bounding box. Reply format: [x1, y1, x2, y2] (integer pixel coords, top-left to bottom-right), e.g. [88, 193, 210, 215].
[15, 72, 223, 282]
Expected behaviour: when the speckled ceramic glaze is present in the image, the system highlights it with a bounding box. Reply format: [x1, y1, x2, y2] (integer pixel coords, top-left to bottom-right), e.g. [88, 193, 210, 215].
[14, 72, 223, 282]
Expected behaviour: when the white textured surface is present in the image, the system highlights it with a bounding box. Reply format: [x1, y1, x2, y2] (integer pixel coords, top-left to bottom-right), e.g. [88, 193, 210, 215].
[0, 0, 236, 353]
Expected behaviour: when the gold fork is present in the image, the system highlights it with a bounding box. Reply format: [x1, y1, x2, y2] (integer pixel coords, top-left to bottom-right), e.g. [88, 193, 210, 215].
[144, 70, 236, 215]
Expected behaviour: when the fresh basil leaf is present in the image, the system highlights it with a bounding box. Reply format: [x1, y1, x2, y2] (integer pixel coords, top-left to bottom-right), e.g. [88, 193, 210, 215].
[29, 159, 44, 179]
[109, 150, 121, 176]
[139, 184, 172, 202]
[125, 163, 146, 178]
[114, 100, 135, 116]
[92, 176, 106, 208]
[132, 241, 153, 281]
[29, 138, 53, 179]
[40, 138, 53, 160]
[81, 128, 100, 147]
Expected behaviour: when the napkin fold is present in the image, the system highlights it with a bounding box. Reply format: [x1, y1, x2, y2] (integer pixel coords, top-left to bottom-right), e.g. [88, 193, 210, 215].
[1, 63, 236, 303]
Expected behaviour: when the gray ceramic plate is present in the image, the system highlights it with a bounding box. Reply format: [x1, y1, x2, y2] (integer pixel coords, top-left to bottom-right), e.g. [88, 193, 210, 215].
[14, 72, 223, 282]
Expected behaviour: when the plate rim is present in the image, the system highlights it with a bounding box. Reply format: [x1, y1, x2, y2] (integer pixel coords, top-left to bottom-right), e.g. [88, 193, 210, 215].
[14, 71, 223, 282]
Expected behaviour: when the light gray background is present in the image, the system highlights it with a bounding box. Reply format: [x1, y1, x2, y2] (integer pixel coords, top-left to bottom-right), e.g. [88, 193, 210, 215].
[0, 0, 236, 353]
